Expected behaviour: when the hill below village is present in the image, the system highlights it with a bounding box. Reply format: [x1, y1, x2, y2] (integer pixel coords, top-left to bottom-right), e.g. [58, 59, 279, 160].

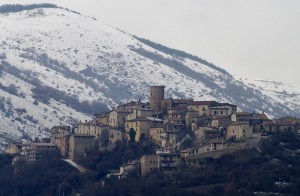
[0, 4, 300, 150]
[0, 131, 300, 195]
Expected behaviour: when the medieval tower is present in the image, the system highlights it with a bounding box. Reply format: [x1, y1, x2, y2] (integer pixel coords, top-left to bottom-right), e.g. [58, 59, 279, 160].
[150, 86, 165, 112]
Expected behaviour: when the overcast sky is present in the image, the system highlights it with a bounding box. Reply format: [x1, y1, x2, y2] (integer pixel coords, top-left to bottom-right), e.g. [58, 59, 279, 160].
[1, 0, 300, 85]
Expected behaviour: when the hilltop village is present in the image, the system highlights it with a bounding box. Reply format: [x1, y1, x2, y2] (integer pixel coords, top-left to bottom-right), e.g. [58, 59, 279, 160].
[5, 86, 300, 177]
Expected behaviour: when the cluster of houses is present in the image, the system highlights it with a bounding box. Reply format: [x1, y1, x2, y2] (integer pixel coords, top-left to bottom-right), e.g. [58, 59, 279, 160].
[5, 86, 300, 177]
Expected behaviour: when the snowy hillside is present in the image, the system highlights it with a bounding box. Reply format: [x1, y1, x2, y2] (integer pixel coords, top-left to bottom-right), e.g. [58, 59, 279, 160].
[0, 5, 299, 150]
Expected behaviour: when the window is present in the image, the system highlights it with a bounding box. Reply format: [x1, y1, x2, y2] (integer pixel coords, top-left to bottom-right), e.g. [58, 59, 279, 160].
[243, 130, 245, 133]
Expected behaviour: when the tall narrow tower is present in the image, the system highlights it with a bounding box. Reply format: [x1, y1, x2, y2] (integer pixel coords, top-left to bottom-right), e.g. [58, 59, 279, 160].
[150, 86, 165, 112]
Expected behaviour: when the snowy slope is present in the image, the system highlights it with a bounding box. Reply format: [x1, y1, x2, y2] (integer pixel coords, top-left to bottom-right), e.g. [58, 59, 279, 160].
[0, 5, 299, 150]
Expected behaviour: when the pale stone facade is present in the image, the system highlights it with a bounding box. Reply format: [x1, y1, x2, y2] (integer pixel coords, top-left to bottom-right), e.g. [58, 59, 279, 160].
[226, 123, 253, 140]
[125, 117, 163, 142]
[126, 108, 153, 121]
[140, 154, 158, 177]
[68, 134, 96, 160]
[109, 110, 130, 128]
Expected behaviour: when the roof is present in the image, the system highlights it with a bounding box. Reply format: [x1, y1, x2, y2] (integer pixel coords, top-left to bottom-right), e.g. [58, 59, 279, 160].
[212, 115, 231, 120]
[150, 124, 165, 129]
[216, 103, 237, 107]
[189, 101, 218, 106]
[210, 139, 226, 144]
[51, 126, 70, 133]
[110, 109, 130, 113]
[157, 153, 180, 156]
[133, 108, 153, 111]
[264, 122, 296, 126]
[172, 99, 193, 104]
[228, 122, 250, 126]
[236, 112, 251, 116]
[32, 143, 56, 147]
[73, 134, 96, 137]
[126, 117, 163, 122]
[118, 101, 147, 108]
[210, 107, 229, 110]
[172, 109, 190, 115]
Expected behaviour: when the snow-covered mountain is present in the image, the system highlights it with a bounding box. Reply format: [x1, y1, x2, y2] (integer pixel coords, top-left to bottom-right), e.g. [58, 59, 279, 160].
[0, 4, 299, 150]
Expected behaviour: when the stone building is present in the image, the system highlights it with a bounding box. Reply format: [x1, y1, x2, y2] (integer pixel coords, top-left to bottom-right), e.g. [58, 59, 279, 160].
[226, 122, 253, 140]
[157, 152, 181, 170]
[75, 122, 102, 137]
[187, 101, 218, 116]
[25, 143, 57, 162]
[109, 109, 130, 128]
[94, 113, 109, 126]
[140, 154, 158, 177]
[51, 126, 71, 157]
[126, 108, 154, 121]
[194, 126, 219, 143]
[125, 117, 163, 142]
[4, 143, 22, 155]
[68, 134, 96, 160]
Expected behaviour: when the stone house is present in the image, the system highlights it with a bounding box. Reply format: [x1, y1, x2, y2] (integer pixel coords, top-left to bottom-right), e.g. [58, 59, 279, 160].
[51, 126, 71, 157]
[187, 101, 218, 116]
[226, 122, 253, 140]
[194, 127, 220, 143]
[75, 122, 102, 138]
[160, 129, 179, 148]
[166, 108, 189, 124]
[109, 109, 130, 128]
[209, 103, 237, 116]
[191, 115, 213, 131]
[94, 113, 109, 126]
[235, 112, 269, 132]
[263, 121, 298, 134]
[5, 143, 22, 155]
[161, 98, 194, 113]
[157, 152, 181, 170]
[150, 123, 181, 148]
[106, 129, 123, 151]
[210, 115, 232, 128]
[182, 139, 227, 157]
[149, 124, 165, 145]
[185, 111, 199, 129]
[125, 117, 163, 142]
[126, 108, 154, 121]
[194, 139, 227, 153]
[25, 143, 57, 162]
[140, 154, 158, 177]
[68, 134, 96, 160]
[117, 100, 149, 111]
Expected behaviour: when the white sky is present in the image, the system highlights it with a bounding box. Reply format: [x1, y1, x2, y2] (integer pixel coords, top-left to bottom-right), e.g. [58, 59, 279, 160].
[1, 0, 300, 84]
